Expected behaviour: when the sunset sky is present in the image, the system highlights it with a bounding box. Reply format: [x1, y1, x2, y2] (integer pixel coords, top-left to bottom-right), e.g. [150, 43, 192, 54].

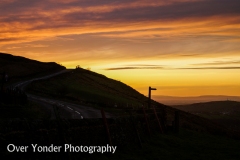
[1, 0, 240, 97]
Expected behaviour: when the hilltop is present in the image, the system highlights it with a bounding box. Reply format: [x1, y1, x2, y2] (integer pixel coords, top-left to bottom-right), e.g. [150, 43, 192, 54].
[0, 52, 65, 83]
[0, 52, 66, 119]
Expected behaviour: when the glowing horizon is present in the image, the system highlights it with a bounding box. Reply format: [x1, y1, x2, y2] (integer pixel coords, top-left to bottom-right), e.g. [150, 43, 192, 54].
[1, 0, 240, 97]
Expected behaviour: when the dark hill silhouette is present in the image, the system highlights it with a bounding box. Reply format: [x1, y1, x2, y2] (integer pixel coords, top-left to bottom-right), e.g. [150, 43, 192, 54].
[0, 52, 65, 83]
[174, 100, 240, 112]
[153, 95, 240, 105]
[173, 101, 240, 131]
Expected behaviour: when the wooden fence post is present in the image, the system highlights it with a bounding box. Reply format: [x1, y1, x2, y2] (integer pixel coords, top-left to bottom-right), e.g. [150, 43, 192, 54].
[129, 111, 142, 148]
[174, 111, 180, 133]
[142, 106, 151, 136]
[153, 106, 163, 133]
[101, 109, 112, 146]
[53, 105, 70, 159]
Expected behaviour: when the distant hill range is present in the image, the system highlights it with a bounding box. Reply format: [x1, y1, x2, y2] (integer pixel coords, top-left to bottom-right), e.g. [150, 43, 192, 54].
[0, 52, 65, 82]
[153, 95, 240, 105]
[173, 100, 240, 112]
[172, 100, 240, 131]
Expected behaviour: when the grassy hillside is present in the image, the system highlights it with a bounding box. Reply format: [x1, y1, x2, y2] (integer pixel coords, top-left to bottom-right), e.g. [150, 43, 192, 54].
[173, 101, 240, 131]
[27, 67, 163, 110]
[0, 52, 65, 84]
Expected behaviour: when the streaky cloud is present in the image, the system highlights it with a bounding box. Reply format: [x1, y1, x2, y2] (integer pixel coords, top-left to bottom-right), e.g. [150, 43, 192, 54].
[192, 60, 240, 66]
[177, 67, 240, 70]
[105, 66, 240, 70]
[179, 54, 201, 57]
[105, 66, 164, 70]
[125, 64, 163, 67]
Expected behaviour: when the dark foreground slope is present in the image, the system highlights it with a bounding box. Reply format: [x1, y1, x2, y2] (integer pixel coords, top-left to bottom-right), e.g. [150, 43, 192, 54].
[1, 122, 240, 160]
[0, 52, 65, 83]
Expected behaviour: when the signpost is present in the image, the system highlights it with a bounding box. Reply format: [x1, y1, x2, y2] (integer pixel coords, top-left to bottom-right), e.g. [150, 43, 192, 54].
[148, 86, 156, 109]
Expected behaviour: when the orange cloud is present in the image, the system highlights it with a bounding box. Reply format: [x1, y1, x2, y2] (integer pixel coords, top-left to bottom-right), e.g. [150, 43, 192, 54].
[1, 0, 240, 46]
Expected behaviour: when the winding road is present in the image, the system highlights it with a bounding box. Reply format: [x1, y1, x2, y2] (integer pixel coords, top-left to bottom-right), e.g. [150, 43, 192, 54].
[11, 69, 113, 119]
